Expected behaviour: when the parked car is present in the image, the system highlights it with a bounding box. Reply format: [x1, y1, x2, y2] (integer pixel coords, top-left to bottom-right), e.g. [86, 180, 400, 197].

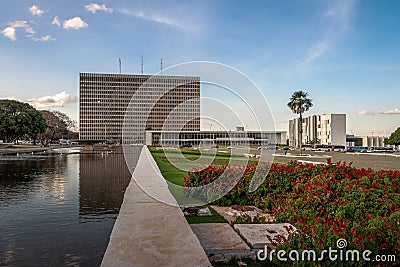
[59, 139, 69, 145]
[181, 143, 192, 148]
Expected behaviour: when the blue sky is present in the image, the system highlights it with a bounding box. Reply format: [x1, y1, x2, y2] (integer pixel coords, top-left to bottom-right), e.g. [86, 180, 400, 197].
[1, 0, 400, 135]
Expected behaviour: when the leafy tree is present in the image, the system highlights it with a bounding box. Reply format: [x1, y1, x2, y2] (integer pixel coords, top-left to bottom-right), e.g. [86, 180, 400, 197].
[40, 110, 68, 144]
[51, 110, 78, 132]
[0, 99, 47, 143]
[307, 138, 320, 145]
[40, 110, 78, 144]
[384, 127, 400, 148]
[287, 91, 313, 154]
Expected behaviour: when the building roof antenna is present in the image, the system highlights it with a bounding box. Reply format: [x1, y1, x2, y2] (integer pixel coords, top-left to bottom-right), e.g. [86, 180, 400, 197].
[160, 58, 163, 75]
[119, 58, 122, 74]
[141, 56, 144, 74]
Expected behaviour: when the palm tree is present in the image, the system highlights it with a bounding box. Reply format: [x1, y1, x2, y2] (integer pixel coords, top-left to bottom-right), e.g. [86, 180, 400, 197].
[287, 91, 313, 154]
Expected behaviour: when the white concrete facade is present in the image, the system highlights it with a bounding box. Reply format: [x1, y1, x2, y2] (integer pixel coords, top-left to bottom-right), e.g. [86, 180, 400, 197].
[346, 134, 389, 147]
[145, 130, 287, 146]
[289, 114, 346, 147]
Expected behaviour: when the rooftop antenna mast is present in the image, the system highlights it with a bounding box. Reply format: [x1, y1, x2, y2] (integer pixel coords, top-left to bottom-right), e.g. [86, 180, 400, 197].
[141, 56, 144, 74]
[119, 58, 122, 74]
[160, 58, 163, 75]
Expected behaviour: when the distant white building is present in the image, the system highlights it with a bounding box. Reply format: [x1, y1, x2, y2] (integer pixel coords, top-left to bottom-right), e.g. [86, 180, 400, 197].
[346, 134, 389, 147]
[145, 130, 287, 146]
[289, 114, 346, 147]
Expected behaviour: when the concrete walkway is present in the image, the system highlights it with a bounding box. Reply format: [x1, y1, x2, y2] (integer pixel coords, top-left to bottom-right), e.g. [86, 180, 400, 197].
[101, 146, 211, 267]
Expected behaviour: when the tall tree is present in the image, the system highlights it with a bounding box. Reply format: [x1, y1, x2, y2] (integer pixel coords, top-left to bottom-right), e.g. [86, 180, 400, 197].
[51, 110, 78, 132]
[40, 111, 68, 144]
[0, 100, 47, 143]
[384, 127, 400, 150]
[287, 91, 313, 154]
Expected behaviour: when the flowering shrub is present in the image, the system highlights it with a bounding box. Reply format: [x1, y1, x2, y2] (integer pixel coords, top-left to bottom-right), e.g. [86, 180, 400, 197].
[183, 160, 400, 259]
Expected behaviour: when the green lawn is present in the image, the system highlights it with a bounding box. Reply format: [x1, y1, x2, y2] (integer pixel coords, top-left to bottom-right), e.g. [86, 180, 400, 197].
[184, 206, 227, 224]
[149, 147, 236, 205]
[149, 146, 257, 221]
[149, 146, 257, 186]
[150, 148, 188, 186]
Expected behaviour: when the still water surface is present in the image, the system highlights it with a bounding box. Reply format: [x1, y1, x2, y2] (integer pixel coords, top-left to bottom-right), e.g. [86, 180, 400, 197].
[0, 149, 141, 266]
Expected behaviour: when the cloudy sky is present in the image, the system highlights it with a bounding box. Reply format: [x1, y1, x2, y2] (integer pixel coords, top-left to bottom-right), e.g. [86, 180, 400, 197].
[1, 0, 400, 135]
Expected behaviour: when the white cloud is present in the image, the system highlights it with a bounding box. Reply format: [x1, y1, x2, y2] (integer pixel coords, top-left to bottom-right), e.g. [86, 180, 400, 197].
[325, 0, 356, 31]
[29, 5, 45, 16]
[25, 27, 35, 38]
[32, 35, 56, 42]
[358, 110, 371, 116]
[298, 0, 356, 67]
[2, 96, 18, 101]
[85, 3, 113, 14]
[379, 109, 400, 115]
[1, 20, 30, 41]
[63, 17, 88, 30]
[359, 109, 400, 115]
[27, 91, 78, 108]
[298, 41, 329, 67]
[326, 9, 335, 17]
[1, 27, 17, 41]
[25, 27, 35, 35]
[52, 16, 61, 27]
[1, 20, 54, 42]
[118, 8, 186, 29]
[8, 21, 29, 28]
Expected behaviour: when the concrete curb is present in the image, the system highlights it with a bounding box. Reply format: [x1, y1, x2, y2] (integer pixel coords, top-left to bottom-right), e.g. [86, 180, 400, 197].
[101, 146, 211, 267]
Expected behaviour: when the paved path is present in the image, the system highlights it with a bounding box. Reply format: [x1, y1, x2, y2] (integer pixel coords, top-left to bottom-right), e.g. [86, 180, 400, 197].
[101, 146, 211, 267]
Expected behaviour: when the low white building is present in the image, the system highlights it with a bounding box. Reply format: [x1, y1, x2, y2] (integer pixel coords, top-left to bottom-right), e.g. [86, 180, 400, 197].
[145, 130, 287, 146]
[346, 134, 389, 147]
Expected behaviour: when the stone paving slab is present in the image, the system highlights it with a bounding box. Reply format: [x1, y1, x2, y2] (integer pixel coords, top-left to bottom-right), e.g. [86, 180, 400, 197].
[190, 223, 254, 262]
[234, 223, 297, 249]
[131, 150, 169, 188]
[123, 179, 177, 204]
[101, 146, 210, 267]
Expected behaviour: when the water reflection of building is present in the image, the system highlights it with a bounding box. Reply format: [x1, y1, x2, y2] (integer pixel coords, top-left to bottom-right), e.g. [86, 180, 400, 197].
[0, 157, 67, 206]
[79, 151, 140, 215]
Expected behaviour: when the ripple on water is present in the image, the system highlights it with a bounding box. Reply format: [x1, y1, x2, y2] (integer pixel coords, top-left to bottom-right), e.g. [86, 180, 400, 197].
[0, 151, 141, 266]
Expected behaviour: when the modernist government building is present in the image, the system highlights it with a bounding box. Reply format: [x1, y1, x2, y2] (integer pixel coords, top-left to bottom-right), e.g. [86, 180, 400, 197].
[79, 73, 200, 143]
[79, 72, 286, 146]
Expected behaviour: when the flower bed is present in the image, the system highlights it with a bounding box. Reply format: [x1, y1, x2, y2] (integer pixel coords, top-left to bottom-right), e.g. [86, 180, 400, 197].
[183, 160, 400, 259]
